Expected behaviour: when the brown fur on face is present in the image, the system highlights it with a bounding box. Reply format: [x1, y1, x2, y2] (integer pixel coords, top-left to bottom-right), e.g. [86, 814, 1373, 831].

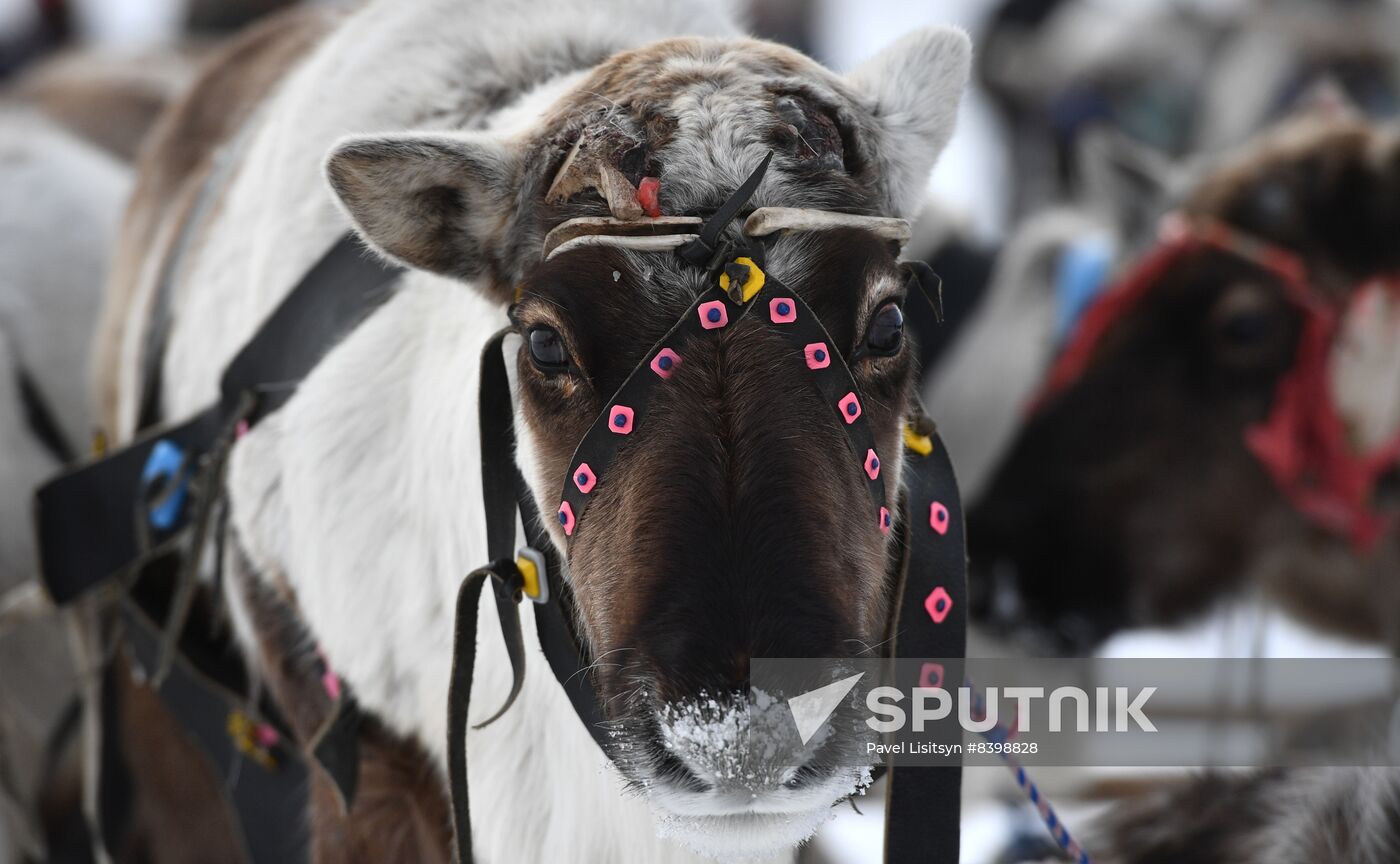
[458, 35, 913, 298]
[514, 230, 915, 777]
[970, 116, 1400, 652]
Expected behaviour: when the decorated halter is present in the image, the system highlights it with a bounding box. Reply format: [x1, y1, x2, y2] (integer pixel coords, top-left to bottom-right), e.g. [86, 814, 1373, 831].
[448, 153, 971, 864]
[552, 221, 897, 543]
[1038, 214, 1400, 549]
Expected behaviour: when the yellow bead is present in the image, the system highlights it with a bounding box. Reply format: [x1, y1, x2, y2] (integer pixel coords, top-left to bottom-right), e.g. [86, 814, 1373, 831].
[225, 711, 276, 770]
[903, 425, 933, 456]
[517, 555, 541, 600]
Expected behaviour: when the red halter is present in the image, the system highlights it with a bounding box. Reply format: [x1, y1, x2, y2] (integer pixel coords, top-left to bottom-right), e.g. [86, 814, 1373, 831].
[1037, 214, 1400, 549]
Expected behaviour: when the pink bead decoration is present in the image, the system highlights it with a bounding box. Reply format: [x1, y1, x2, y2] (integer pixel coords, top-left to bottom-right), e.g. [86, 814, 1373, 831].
[650, 348, 681, 379]
[929, 501, 949, 535]
[838, 392, 861, 424]
[864, 449, 881, 480]
[924, 586, 952, 624]
[698, 300, 728, 330]
[255, 724, 281, 748]
[769, 297, 798, 323]
[608, 405, 635, 435]
[573, 463, 597, 494]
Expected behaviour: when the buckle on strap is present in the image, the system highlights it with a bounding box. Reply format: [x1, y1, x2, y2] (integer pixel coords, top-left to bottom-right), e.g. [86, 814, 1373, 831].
[516, 547, 549, 604]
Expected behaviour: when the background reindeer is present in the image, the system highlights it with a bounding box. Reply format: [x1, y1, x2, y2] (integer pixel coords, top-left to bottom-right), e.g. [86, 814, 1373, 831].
[967, 114, 1400, 655]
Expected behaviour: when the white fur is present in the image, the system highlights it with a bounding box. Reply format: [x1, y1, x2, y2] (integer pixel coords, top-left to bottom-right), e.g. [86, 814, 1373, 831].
[0, 108, 125, 455]
[144, 2, 969, 861]
[1332, 282, 1400, 453]
[847, 27, 971, 219]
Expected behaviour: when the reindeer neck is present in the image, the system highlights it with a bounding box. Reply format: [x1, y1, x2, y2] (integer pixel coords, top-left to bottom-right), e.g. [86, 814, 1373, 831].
[226, 274, 790, 863]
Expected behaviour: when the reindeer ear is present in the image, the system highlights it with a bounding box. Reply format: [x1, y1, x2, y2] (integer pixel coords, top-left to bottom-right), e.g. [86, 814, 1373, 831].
[846, 26, 971, 218]
[325, 132, 522, 284]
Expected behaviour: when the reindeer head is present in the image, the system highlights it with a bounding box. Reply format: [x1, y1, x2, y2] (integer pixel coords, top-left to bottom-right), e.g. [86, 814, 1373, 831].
[325, 30, 969, 858]
[970, 116, 1400, 653]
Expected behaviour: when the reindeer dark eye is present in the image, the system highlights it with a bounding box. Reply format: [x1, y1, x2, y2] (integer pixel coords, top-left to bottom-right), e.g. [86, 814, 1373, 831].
[1208, 281, 1289, 370]
[864, 303, 905, 356]
[528, 327, 569, 371]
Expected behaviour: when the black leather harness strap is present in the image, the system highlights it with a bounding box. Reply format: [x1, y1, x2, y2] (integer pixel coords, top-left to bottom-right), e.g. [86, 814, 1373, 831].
[116, 598, 311, 864]
[479, 328, 609, 743]
[36, 235, 402, 603]
[33, 236, 401, 857]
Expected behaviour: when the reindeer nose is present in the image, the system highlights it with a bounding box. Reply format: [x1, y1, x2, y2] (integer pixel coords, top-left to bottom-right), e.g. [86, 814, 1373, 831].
[654, 692, 824, 796]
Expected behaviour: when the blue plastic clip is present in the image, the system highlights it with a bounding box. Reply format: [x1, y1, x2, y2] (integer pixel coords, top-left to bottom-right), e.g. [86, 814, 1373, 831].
[1054, 237, 1113, 343]
[141, 439, 189, 532]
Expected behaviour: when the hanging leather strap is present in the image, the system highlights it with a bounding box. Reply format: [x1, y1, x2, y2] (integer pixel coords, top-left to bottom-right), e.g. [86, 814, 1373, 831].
[446, 557, 523, 864]
[478, 329, 608, 745]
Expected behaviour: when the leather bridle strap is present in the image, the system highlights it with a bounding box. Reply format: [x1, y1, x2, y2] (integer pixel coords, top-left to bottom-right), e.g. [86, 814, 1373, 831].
[882, 429, 968, 864]
[477, 328, 603, 740]
[445, 327, 614, 864]
[446, 557, 521, 864]
[554, 267, 888, 541]
[678, 150, 773, 268]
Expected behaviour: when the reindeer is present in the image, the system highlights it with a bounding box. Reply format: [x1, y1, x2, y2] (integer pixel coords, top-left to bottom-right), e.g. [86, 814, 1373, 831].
[88, 1, 972, 861]
[968, 113, 1400, 655]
